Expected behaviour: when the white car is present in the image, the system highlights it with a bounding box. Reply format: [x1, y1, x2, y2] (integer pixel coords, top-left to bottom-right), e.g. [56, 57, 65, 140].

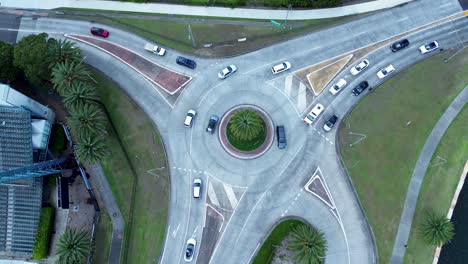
[329, 78, 347, 95]
[144, 43, 166, 56]
[377, 64, 395, 79]
[184, 238, 196, 262]
[419, 41, 439, 54]
[271, 62, 291, 74]
[218, 65, 237, 79]
[184, 110, 196, 128]
[193, 179, 202, 198]
[304, 103, 325, 125]
[350, 59, 370, 76]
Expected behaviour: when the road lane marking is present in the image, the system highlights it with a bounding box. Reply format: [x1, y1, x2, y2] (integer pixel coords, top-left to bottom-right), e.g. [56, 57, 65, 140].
[396, 17, 409, 22]
[234, 191, 268, 245]
[297, 82, 307, 112]
[284, 75, 292, 97]
[172, 224, 180, 238]
[223, 184, 239, 209]
[439, 3, 451, 7]
[353, 31, 366, 37]
[208, 182, 221, 207]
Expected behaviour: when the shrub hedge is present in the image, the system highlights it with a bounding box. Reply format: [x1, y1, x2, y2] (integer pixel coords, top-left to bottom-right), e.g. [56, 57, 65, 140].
[126, 0, 340, 8]
[32, 207, 55, 260]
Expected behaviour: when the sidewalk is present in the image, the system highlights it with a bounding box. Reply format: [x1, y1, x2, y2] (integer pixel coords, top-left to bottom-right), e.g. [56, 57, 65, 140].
[0, 0, 414, 20]
[390, 86, 468, 264]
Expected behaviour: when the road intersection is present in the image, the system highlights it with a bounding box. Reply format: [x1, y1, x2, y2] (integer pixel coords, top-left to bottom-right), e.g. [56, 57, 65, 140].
[7, 0, 468, 263]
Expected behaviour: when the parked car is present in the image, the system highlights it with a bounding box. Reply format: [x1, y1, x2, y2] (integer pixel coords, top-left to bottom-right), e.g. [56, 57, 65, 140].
[206, 115, 219, 134]
[276, 126, 287, 149]
[90, 27, 109, 38]
[304, 103, 325, 125]
[193, 179, 202, 198]
[390, 39, 410, 52]
[350, 59, 369, 75]
[184, 238, 196, 262]
[351, 81, 369, 96]
[329, 78, 347, 95]
[271, 62, 291, 74]
[218, 65, 237, 79]
[419, 41, 439, 54]
[176, 56, 197, 69]
[144, 43, 166, 56]
[184, 110, 196, 127]
[377, 64, 395, 79]
[323, 114, 338, 132]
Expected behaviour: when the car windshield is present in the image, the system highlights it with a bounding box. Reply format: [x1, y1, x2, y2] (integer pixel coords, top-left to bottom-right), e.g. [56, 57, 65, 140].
[227, 66, 232, 71]
[382, 70, 387, 74]
[186, 248, 193, 257]
[333, 85, 339, 90]
[306, 114, 315, 121]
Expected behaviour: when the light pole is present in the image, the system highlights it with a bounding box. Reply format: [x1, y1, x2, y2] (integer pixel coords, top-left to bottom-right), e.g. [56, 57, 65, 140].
[284, 4, 292, 27]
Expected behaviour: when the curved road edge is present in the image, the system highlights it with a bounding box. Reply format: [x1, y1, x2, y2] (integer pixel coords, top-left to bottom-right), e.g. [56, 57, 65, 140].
[1, 0, 414, 20]
[390, 86, 468, 263]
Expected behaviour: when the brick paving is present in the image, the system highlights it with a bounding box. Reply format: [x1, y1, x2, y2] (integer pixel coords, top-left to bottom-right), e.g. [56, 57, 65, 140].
[66, 34, 192, 95]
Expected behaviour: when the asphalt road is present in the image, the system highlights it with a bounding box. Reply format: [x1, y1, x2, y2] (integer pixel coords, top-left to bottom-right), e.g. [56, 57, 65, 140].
[7, 0, 468, 263]
[0, 14, 21, 44]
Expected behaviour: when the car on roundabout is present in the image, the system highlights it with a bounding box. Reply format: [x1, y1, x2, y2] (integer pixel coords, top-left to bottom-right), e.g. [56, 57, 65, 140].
[419, 41, 439, 54]
[271, 62, 291, 74]
[177, 56, 197, 69]
[377, 64, 395, 79]
[218, 65, 237, 79]
[329, 78, 347, 95]
[352, 81, 369, 96]
[184, 110, 196, 128]
[184, 238, 196, 262]
[90, 27, 109, 38]
[206, 115, 219, 134]
[350, 59, 369, 76]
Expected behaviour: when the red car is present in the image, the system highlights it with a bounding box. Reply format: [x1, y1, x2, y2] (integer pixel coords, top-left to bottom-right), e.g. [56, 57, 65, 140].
[90, 27, 109, 38]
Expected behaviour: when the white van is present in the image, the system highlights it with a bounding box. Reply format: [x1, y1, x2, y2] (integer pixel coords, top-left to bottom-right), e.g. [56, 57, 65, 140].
[304, 103, 325, 125]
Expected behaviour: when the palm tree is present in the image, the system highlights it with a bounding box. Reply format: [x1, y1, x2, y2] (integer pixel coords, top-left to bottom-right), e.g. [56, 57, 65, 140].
[55, 228, 90, 264]
[418, 211, 454, 246]
[51, 61, 90, 95]
[46, 39, 82, 69]
[62, 82, 100, 111]
[228, 109, 264, 141]
[288, 224, 327, 264]
[74, 135, 108, 164]
[67, 103, 107, 138]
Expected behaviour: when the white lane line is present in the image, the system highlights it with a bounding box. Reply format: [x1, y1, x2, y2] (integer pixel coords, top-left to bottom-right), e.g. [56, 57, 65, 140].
[353, 31, 366, 37]
[172, 224, 180, 238]
[284, 75, 293, 97]
[208, 182, 221, 207]
[439, 3, 451, 7]
[396, 17, 409, 22]
[449, 29, 460, 34]
[247, 243, 261, 264]
[297, 82, 307, 112]
[223, 184, 239, 209]
[234, 191, 268, 245]
[243, 58, 286, 74]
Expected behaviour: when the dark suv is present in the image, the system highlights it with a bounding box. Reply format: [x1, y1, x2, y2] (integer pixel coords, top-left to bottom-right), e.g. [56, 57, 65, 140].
[390, 39, 410, 52]
[176, 56, 196, 69]
[206, 115, 219, 134]
[276, 126, 287, 149]
[352, 81, 369, 96]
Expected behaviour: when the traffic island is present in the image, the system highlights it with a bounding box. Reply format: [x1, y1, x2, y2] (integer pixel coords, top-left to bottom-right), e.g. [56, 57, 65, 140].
[218, 105, 274, 159]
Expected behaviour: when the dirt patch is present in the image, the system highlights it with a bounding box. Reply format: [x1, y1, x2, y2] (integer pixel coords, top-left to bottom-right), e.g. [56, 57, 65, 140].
[305, 54, 353, 95]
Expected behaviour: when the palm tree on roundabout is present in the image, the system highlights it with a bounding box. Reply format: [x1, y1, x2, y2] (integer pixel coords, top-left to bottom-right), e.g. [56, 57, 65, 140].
[55, 228, 90, 264]
[67, 103, 107, 139]
[62, 82, 100, 111]
[228, 109, 264, 141]
[74, 134, 108, 164]
[51, 60, 91, 95]
[288, 224, 327, 264]
[46, 39, 82, 69]
[418, 211, 454, 247]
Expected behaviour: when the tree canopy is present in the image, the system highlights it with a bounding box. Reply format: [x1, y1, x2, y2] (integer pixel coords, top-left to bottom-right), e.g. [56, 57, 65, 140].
[13, 33, 51, 86]
[0, 41, 19, 83]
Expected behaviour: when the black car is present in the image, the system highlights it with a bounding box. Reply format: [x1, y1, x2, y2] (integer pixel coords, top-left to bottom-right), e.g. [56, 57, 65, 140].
[323, 115, 338, 132]
[390, 39, 410, 52]
[206, 115, 219, 134]
[276, 125, 287, 149]
[352, 81, 369, 96]
[176, 56, 197, 69]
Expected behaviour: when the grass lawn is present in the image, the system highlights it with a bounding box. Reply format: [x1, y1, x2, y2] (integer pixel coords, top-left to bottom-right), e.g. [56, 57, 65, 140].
[252, 219, 305, 264]
[404, 105, 468, 263]
[92, 209, 113, 264]
[338, 49, 468, 263]
[91, 69, 169, 263]
[226, 122, 266, 151]
[51, 9, 362, 57]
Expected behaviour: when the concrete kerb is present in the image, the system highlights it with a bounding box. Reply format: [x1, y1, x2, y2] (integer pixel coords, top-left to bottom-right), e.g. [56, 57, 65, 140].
[218, 105, 274, 159]
[335, 102, 379, 264]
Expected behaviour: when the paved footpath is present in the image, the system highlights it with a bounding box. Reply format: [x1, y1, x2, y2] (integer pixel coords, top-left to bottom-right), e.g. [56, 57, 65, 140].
[391, 86, 468, 264]
[1, 0, 414, 20]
